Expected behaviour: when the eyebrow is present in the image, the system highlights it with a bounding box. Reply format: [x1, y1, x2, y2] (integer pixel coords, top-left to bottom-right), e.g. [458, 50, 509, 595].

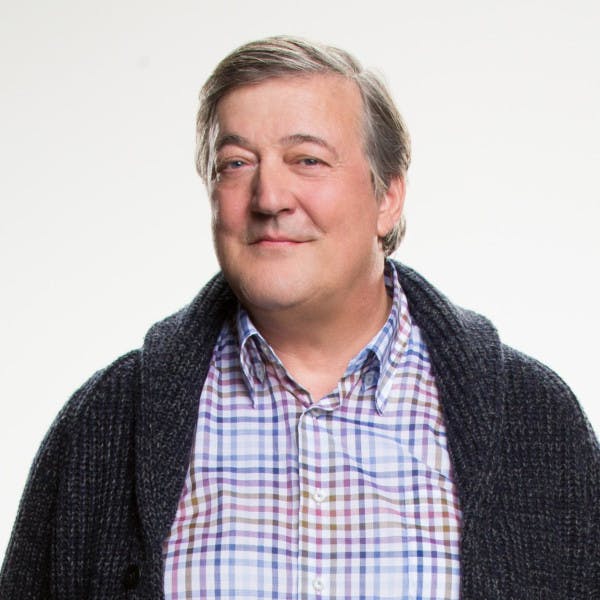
[215, 132, 338, 160]
[215, 134, 252, 153]
[279, 134, 338, 159]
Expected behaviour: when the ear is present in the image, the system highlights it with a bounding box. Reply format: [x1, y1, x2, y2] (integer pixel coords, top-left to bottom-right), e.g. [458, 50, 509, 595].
[376, 176, 406, 238]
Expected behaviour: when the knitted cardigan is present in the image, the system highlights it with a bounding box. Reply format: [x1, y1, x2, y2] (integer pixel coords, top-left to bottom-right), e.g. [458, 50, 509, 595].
[1, 262, 599, 599]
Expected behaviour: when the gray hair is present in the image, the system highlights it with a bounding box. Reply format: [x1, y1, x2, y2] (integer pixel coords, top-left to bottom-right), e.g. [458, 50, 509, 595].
[196, 36, 411, 255]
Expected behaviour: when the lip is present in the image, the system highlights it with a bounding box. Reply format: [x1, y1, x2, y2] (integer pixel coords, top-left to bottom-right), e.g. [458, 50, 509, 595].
[253, 238, 303, 247]
[250, 234, 308, 245]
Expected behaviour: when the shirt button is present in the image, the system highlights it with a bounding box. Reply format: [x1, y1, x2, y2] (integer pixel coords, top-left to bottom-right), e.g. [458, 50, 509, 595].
[312, 490, 326, 503]
[313, 577, 324, 593]
[254, 363, 265, 382]
[363, 370, 377, 387]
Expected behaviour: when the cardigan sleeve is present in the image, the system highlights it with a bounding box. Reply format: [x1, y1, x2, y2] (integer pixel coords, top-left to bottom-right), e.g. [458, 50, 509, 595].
[504, 347, 600, 595]
[0, 353, 138, 599]
[0, 395, 72, 597]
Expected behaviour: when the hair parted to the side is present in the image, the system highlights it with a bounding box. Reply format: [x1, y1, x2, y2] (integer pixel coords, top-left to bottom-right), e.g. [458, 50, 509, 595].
[196, 36, 411, 255]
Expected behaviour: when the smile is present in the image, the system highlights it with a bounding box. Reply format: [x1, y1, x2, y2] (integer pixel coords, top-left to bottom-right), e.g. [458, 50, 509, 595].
[252, 238, 305, 247]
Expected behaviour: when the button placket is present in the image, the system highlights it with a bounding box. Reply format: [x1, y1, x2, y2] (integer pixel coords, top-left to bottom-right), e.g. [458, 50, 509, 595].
[297, 406, 329, 598]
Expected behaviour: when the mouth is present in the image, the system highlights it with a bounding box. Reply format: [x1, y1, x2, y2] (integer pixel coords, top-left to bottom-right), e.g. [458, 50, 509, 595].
[253, 239, 304, 248]
[250, 234, 308, 246]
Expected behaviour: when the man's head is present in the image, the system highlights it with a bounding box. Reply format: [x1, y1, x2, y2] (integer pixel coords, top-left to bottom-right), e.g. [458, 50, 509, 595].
[196, 36, 411, 255]
[197, 37, 409, 323]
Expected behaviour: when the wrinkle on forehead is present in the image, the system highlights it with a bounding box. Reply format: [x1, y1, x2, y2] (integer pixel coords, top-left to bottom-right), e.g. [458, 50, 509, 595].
[210, 73, 366, 176]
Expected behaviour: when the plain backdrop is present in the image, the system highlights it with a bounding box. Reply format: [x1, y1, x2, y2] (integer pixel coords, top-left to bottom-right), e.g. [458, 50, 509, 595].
[1, 0, 598, 558]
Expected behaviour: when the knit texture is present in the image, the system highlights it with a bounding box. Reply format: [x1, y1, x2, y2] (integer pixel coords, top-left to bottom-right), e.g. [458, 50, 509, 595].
[1, 261, 599, 599]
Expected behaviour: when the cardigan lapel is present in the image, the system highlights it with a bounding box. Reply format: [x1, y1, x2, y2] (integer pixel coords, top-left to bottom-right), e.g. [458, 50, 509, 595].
[136, 274, 236, 548]
[394, 262, 506, 591]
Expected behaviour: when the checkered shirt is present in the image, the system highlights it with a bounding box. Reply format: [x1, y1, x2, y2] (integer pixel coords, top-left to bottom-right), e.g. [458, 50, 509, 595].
[163, 263, 462, 599]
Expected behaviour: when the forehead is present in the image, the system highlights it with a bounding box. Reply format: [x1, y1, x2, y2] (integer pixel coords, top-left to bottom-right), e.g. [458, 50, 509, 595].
[214, 74, 365, 145]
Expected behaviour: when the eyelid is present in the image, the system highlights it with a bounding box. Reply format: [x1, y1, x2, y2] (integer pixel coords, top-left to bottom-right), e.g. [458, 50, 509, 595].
[217, 158, 246, 169]
[296, 155, 329, 167]
[215, 152, 254, 172]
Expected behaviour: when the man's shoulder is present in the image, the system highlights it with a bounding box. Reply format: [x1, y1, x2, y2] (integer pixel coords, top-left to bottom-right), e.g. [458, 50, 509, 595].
[52, 273, 235, 439]
[141, 272, 235, 359]
[501, 344, 595, 436]
[501, 343, 573, 398]
[492, 344, 600, 473]
[397, 270, 496, 342]
[392, 260, 500, 343]
[392, 260, 598, 444]
[50, 350, 141, 437]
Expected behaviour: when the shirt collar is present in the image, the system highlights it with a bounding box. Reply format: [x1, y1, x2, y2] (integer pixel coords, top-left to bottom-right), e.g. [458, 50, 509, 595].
[236, 308, 280, 406]
[235, 259, 412, 413]
[345, 259, 412, 414]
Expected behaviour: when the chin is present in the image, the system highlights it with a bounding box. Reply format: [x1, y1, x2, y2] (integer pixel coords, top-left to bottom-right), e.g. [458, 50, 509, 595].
[233, 272, 311, 313]
[239, 285, 304, 313]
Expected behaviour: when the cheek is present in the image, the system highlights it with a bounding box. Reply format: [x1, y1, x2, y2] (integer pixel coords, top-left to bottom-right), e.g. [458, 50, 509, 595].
[211, 193, 247, 236]
[296, 177, 359, 223]
[314, 177, 377, 229]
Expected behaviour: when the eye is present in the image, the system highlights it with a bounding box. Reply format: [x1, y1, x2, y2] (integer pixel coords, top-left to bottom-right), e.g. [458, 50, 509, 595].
[218, 158, 247, 172]
[214, 158, 250, 183]
[214, 157, 254, 181]
[298, 157, 323, 167]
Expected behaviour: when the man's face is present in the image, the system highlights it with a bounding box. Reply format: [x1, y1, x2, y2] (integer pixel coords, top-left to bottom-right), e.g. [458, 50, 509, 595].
[210, 74, 403, 318]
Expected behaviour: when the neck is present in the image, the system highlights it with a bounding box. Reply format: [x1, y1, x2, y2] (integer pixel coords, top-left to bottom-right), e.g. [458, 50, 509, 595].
[247, 269, 392, 399]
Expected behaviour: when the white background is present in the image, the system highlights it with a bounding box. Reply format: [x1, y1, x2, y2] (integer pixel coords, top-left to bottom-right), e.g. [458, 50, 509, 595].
[1, 0, 598, 558]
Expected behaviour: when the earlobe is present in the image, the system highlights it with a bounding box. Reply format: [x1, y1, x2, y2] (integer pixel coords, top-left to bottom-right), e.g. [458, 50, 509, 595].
[376, 176, 406, 238]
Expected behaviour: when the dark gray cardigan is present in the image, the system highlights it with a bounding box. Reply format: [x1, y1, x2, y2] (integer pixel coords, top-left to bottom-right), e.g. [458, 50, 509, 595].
[2, 262, 599, 599]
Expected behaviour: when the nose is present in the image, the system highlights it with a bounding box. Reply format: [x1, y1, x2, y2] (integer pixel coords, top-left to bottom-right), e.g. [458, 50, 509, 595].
[251, 160, 295, 216]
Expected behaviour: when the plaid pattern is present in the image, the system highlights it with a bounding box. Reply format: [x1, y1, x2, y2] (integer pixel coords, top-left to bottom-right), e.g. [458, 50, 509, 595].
[163, 263, 461, 598]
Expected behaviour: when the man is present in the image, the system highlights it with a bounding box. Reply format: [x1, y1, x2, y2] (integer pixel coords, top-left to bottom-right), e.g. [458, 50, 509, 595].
[1, 36, 598, 599]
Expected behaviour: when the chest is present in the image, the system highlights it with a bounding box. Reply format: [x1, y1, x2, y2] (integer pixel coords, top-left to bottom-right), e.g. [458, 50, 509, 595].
[162, 349, 462, 599]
